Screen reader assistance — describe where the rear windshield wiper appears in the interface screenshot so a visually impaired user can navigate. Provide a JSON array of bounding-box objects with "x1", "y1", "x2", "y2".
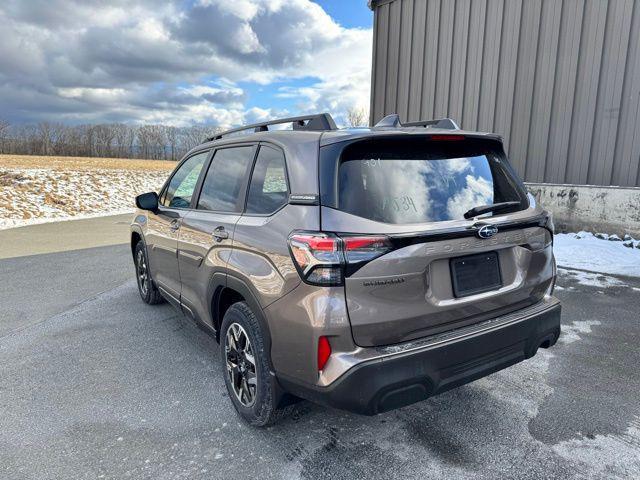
[{"x1": 463, "y1": 201, "x2": 522, "y2": 219}]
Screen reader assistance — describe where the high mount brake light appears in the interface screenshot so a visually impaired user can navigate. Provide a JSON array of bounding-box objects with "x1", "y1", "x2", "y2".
[
  {"x1": 288, "y1": 232, "x2": 392, "y2": 286},
  {"x1": 429, "y1": 135, "x2": 465, "y2": 141}
]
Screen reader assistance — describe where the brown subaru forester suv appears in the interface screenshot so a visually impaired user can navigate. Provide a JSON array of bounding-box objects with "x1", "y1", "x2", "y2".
[{"x1": 131, "y1": 113, "x2": 561, "y2": 426}]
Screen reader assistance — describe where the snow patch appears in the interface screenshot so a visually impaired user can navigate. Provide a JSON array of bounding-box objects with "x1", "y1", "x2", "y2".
[
  {"x1": 558, "y1": 319, "x2": 601, "y2": 345},
  {"x1": 0, "y1": 167, "x2": 167, "y2": 230},
  {"x1": 554, "y1": 232, "x2": 640, "y2": 278},
  {"x1": 558, "y1": 268, "x2": 627, "y2": 288},
  {"x1": 552, "y1": 416, "x2": 640, "y2": 478}
]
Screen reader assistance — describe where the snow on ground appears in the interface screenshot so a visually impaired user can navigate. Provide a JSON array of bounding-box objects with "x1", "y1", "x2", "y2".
[
  {"x1": 557, "y1": 319, "x2": 602, "y2": 345},
  {"x1": 554, "y1": 232, "x2": 640, "y2": 278},
  {"x1": 558, "y1": 268, "x2": 628, "y2": 288},
  {"x1": 0, "y1": 166, "x2": 170, "y2": 230}
]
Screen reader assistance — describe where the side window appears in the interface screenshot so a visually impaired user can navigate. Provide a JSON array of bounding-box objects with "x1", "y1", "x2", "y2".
[
  {"x1": 197, "y1": 146, "x2": 254, "y2": 212},
  {"x1": 162, "y1": 151, "x2": 208, "y2": 208},
  {"x1": 246, "y1": 146, "x2": 288, "y2": 215}
]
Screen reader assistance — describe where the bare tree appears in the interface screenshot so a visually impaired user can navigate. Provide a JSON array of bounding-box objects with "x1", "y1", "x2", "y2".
[
  {"x1": 182, "y1": 125, "x2": 211, "y2": 152},
  {"x1": 63, "y1": 124, "x2": 88, "y2": 156},
  {"x1": 137, "y1": 125, "x2": 153, "y2": 159},
  {"x1": 0, "y1": 119, "x2": 10, "y2": 154},
  {"x1": 346, "y1": 107, "x2": 368, "y2": 127},
  {"x1": 150, "y1": 125, "x2": 167, "y2": 159},
  {"x1": 165, "y1": 126, "x2": 178, "y2": 161},
  {"x1": 113, "y1": 123, "x2": 134, "y2": 158},
  {"x1": 93, "y1": 124, "x2": 116, "y2": 157},
  {"x1": 49, "y1": 123, "x2": 67, "y2": 155},
  {"x1": 13, "y1": 124, "x2": 37, "y2": 155},
  {"x1": 37, "y1": 122, "x2": 55, "y2": 155},
  {"x1": 1, "y1": 121, "x2": 224, "y2": 160}
]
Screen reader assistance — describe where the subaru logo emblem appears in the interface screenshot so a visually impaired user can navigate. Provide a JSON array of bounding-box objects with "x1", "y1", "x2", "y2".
[{"x1": 477, "y1": 224, "x2": 498, "y2": 239}]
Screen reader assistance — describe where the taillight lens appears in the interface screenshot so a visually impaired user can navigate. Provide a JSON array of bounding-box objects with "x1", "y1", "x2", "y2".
[
  {"x1": 288, "y1": 232, "x2": 392, "y2": 286},
  {"x1": 317, "y1": 336, "x2": 331, "y2": 371},
  {"x1": 342, "y1": 235, "x2": 392, "y2": 263},
  {"x1": 288, "y1": 233, "x2": 342, "y2": 286}
]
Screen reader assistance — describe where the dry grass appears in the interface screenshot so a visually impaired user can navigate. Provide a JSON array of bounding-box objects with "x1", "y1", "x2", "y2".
[
  {"x1": 0, "y1": 154, "x2": 176, "y2": 172},
  {"x1": 0, "y1": 170, "x2": 28, "y2": 187},
  {"x1": 0, "y1": 156, "x2": 172, "y2": 229}
]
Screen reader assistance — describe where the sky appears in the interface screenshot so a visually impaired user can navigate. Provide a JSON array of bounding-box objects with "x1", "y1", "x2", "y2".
[{"x1": 0, "y1": 0, "x2": 373, "y2": 128}]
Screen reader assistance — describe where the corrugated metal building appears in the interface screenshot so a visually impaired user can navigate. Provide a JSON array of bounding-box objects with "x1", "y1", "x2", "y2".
[{"x1": 369, "y1": 0, "x2": 640, "y2": 188}]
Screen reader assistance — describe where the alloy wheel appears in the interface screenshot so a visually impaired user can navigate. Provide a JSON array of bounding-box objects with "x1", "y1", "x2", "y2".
[
  {"x1": 136, "y1": 249, "x2": 149, "y2": 296},
  {"x1": 225, "y1": 323, "x2": 257, "y2": 407}
]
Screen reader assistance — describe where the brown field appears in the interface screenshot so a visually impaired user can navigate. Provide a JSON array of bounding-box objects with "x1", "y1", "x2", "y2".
[
  {"x1": 0, "y1": 154, "x2": 173, "y2": 229},
  {"x1": 0, "y1": 154, "x2": 176, "y2": 172}
]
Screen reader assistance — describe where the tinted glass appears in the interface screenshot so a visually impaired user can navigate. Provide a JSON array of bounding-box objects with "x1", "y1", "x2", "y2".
[
  {"x1": 198, "y1": 146, "x2": 254, "y2": 212},
  {"x1": 246, "y1": 146, "x2": 288, "y2": 214},
  {"x1": 162, "y1": 151, "x2": 208, "y2": 208},
  {"x1": 337, "y1": 142, "x2": 525, "y2": 224}
]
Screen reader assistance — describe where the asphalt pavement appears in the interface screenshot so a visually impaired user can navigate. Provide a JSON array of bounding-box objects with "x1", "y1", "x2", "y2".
[
  {"x1": 0, "y1": 214, "x2": 133, "y2": 337},
  {"x1": 1, "y1": 216, "x2": 639, "y2": 479}
]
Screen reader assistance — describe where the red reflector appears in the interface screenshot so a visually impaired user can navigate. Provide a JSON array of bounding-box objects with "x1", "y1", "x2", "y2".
[
  {"x1": 317, "y1": 336, "x2": 331, "y2": 371},
  {"x1": 429, "y1": 135, "x2": 465, "y2": 141}
]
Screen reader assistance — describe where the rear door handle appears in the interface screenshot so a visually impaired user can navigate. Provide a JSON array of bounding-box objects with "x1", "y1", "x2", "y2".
[
  {"x1": 212, "y1": 226, "x2": 229, "y2": 242},
  {"x1": 169, "y1": 219, "x2": 180, "y2": 231}
]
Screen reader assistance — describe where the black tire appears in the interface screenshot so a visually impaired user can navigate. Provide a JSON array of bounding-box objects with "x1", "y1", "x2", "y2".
[
  {"x1": 134, "y1": 241, "x2": 164, "y2": 305},
  {"x1": 220, "y1": 302, "x2": 285, "y2": 426}
]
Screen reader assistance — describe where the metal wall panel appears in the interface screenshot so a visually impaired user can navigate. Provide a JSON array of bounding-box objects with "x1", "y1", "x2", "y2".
[{"x1": 370, "y1": 0, "x2": 640, "y2": 187}]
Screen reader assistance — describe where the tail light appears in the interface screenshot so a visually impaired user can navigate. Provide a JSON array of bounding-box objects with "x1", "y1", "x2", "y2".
[
  {"x1": 342, "y1": 236, "x2": 391, "y2": 263},
  {"x1": 288, "y1": 232, "x2": 392, "y2": 286},
  {"x1": 317, "y1": 336, "x2": 331, "y2": 371}
]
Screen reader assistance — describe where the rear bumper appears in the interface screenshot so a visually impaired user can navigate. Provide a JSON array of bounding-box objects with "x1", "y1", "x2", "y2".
[{"x1": 278, "y1": 297, "x2": 561, "y2": 415}]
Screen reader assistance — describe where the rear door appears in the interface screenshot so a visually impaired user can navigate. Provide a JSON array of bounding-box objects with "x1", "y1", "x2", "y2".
[
  {"x1": 319, "y1": 135, "x2": 555, "y2": 347},
  {"x1": 228, "y1": 143, "x2": 301, "y2": 307},
  {"x1": 145, "y1": 150, "x2": 208, "y2": 303},
  {"x1": 177, "y1": 144, "x2": 256, "y2": 325}
]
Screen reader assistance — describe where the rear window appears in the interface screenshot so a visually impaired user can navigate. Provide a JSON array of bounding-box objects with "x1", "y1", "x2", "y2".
[{"x1": 334, "y1": 138, "x2": 527, "y2": 224}]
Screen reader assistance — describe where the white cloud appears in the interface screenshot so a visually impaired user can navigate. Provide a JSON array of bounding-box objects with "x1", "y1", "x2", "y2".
[
  {"x1": 0, "y1": 0, "x2": 372, "y2": 126},
  {"x1": 57, "y1": 87, "x2": 129, "y2": 103}
]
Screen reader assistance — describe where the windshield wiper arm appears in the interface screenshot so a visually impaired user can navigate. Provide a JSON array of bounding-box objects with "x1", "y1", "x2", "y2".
[{"x1": 463, "y1": 201, "x2": 521, "y2": 219}]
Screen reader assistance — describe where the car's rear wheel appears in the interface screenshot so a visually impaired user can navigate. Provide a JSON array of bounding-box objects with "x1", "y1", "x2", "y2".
[
  {"x1": 134, "y1": 241, "x2": 164, "y2": 305},
  {"x1": 220, "y1": 302, "x2": 285, "y2": 426}
]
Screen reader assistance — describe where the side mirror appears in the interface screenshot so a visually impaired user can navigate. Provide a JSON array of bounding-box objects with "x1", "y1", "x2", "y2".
[{"x1": 135, "y1": 192, "x2": 159, "y2": 212}]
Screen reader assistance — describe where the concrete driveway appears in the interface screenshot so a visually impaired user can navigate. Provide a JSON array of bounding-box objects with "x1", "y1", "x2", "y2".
[{"x1": 1, "y1": 216, "x2": 639, "y2": 479}]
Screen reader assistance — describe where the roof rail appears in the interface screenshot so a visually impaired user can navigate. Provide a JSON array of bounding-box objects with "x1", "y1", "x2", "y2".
[
  {"x1": 374, "y1": 114, "x2": 460, "y2": 130},
  {"x1": 207, "y1": 113, "x2": 338, "y2": 141}
]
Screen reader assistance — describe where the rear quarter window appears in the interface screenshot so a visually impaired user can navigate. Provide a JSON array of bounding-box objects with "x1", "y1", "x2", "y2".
[{"x1": 245, "y1": 145, "x2": 288, "y2": 215}]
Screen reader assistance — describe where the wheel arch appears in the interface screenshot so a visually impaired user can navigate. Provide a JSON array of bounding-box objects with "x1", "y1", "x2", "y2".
[
  {"x1": 130, "y1": 225, "x2": 144, "y2": 258},
  {"x1": 209, "y1": 274, "x2": 274, "y2": 373}
]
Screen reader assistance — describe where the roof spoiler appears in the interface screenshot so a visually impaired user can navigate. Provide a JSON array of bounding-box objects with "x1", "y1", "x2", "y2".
[
  {"x1": 207, "y1": 113, "x2": 338, "y2": 141},
  {"x1": 374, "y1": 114, "x2": 460, "y2": 130}
]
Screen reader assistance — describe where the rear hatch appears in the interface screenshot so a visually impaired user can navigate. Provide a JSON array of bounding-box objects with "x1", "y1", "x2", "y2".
[{"x1": 319, "y1": 134, "x2": 555, "y2": 347}]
